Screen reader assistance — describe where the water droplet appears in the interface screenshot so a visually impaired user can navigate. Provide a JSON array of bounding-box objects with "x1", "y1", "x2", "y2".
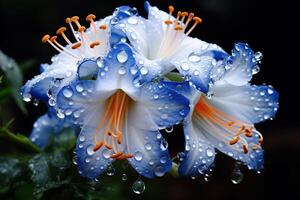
[
  {"x1": 156, "y1": 133, "x2": 162, "y2": 139},
  {"x1": 117, "y1": 50, "x2": 128, "y2": 63},
  {"x1": 87, "y1": 145, "x2": 95, "y2": 156},
  {"x1": 132, "y1": 179, "x2": 145, "y2": 194},
  {"x1": 122, "y1": 173, "x2": 127, "y2": 181},
  {"x1": 85, "y1": 158, "x2": 91, "y2": 163},
  {"x1": 76, "y1": 84, "x2": 84, "y2": 92},
  {"x1": 48, "y1": 98, "x2": 56, "y2": 106},
  {"x1": 63, "y1": 88, "x2": 73, "y2": 98},
  {"x1": 145, "y1": 143, "x2": 152, "y2": 151},
  {"x1": 106, "y1": 165, "x2": 115, "y2": 176},
  {"x1": 206, "y1": 91, "x2": 214, "y2": 99},
  {"x1": 154, "y1": 166, "x2": 165, "y2": 177},
  {"x1": 204, "y1": 171, "x2": 213, "y2": 182},
  {"x1": 254, "y1": 106, "x2": 260, "y2": 111},
  {"x1": 160, "y1": 156, "x2": 167, "y2": 164},
  {"x1": 252, "y1": 65, "x2": 260, "y2": 74},
  {"x1": 65, "y1": 109, "x2": 72, "y2": 116},
  {"x1": 140, "y1": 67, "x2": 148, "y2": 75},
  {"x1": 79, "y1": 135, "x2": 85, "y2": 142},
  {"x1": 153, "y1": 93, "x2": 159, "y2": 99},
  {"x1": 118, "y1": 67, "x2": 127, "y2": 75},
  {"x1": 165, "y1": 126, "x2": 173, "y2": 133},
  {"x1": 254, "y1": 51, "x2": 263, "y2": 61},
  {"x1": 160, "y1": 139, "x2": 168, "y2": 151},
  {"x1": 134, "y1": 151, "x2": 143, "y2": 161},
  {"x1": 267, "y1": 88, "x2": 274, "y2": 94},
  {"x1": 231, "y1": 164, "x2": 243, "y2": 184},
  {"x1": 102, "y1": 149, "x2": 110, "y2": 159},
  {"x1": 161, "y1": 113, "x2": 168, "y2": 119},
  {"x1": 127, "y1": 17, "x2": 138, "y2": 25},
  {"x1": 130, "y1": 67, "x2": 138, "y2": 75},
  {"x1": 22, "y1": 93, "x2": 32, "y2": 102},
  {"x1": 206, "y1": 149, "x2": 214, "y2": 157},
  {"x1": 96, "y1": 57, "x2": 103, "y2": 68},
  {"x1": 33, "y1": 99, "x2": 39, "y2": 106},
  {"x1": 57, "y1": 110, "x2": 65, "y2": 119},
  {"x1": 188, "y1": 53, "x2": 201, "y2": 63},
  {"x1": 130, "y1": 32, "x2": 137, "y2": 40},
  {"x1": 181, "y1": 62, "x2": 190, "y2": 71}
]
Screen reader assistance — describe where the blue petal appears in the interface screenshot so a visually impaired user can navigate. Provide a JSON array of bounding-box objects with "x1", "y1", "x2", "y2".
[
  {"x1": 222, "y1": 43, "x2": 260, "y2": 86},
  {"x1": 178, "y1": 121, "x2": 216, "y2": 177},
  {"x1": 75, "y1": 126, "x2": 113, "y2": 179},
  {"x1": 137, "y1": 81, "x2": 190, "y2": 129},
  {"x1": 29, "y1": 114, "x2": 54, "y2": 148},
  {"x1": 175, "y1": 50, "x2": 227, "y2": 93},
  {"x1": 21, "y1": 77, "x2": 54, "y2": 102},
  {"x1": 125, "y1": 127, "x2": 172, "y2": 178}
]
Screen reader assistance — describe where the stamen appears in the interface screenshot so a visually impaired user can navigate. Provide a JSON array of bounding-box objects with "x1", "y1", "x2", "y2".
[
  {"x1": 93, "y1": 140, "x2": 103, "y2": 152},
  {"x1": 90, "y1": 40, "x2": 100, "y2": 48},
  {"x1": 71, "y1": 16, "x2": 81, "y2": 28},
  {"x1": 110, "y1": 151, "x2": 123, "y2": 158},
  {"x1": 66, "y1": 17, "x2": 80, "y2": 42},
  {"x1": 50, "y1": 36, "x2": 79, "y2": 58},
  {"x1": 186, "y1": 16, "x2": 202, "y2": 36},
  {"x1": 86, "y1": 14, "x2": 97, "y2": 32},
  {"x1": 180, "y1": 12, "x2": 189, "y2": 22},
  {"x1": 116, "y1": 154, "x2": 133, "y2": 160},
  {"x1": 99, "y1": 24, "x2": 107, "y2": 30},
  {"x1": 41, "y1": 34, "x2": 74, "y2": 58},
  {"x1": 195, "y1": 95, "x2": 261, "y2": 153},
  {"x1": 183, "y1": 13, "x2": 194, "y2": 31},
  {"x1": 105, "y1": 144, "x2": 113, "y2": 150},
  {"x1": 56, "y1": 27, "x2": 72, "y2": 45},
  {"x1": 72, "y1": 42, "x2": 82, "y2": 49}
]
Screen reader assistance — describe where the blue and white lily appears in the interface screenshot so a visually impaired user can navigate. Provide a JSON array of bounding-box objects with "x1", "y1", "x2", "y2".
[
  {"x1": 23, "y1": 7, "x2": 139, "y2": 148},
  {"x1": 111, "y1": 2, "x2": 226, "y2": 93},
  {"x1": 56, "y1": 42, "x2": 190, "y2": 179},
  {"x1": 177, "y1": 43, "x2": 279, "y2": 177}
]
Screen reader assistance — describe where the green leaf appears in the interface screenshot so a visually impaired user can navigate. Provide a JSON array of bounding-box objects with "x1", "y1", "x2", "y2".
[
  {"x1": 0, "y1": 158, "x2": 23, "y2": 187},
  {"x1": 28, "y1": 154, "x2": 50, "y2": 186},
  {"x1": 0, "y1": 75, "x2": 3, "y2": 84},
  {"x1": 0, "y1": 125, "x2": 41, "y2": 153},
  {"x1": 0, "y1": 50, "x2": 27, "y2": 114}
]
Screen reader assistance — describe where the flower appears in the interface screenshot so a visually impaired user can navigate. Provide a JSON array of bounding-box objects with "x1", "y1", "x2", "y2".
[
  {"x1": 22, "y1": 6, "x2": 139, "y2": 148},
  {"x1": 110, "y1": 2, "x2": 226, "y2": 93},
  {"x1": 177, "y1": 43, "x2": 279, "y2": 177},
  {"x1": 56, "y1": 42, "x2": 190, "y2": 179}
]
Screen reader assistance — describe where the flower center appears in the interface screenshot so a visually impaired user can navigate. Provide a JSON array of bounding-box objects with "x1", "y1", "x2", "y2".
[
  {"x1": 41, "y1": 14, "x2": 108, "y2": 60},
  {"x1": 194, "y1": 95, "x2": 263, "y2": 153},
  {"x1": 92, "y1": 90, "x2": 133, "y2": 160},
  {"x1": 154, "y1": 6, "x2": 202, "y2": 59}
]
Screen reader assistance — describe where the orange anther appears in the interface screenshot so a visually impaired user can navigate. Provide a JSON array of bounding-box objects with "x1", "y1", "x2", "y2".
[
  {"x1": 164, "y1": 19, "x2": 173, "y2": 25},
  {"x1": 244, "y1": 129, "x2": 253, "y2": 137},
  {"x1": 56, "y1": 27, "x2": 67, "y2": 35},
  {"x1": 65, "y1": 17, "x2": 72, "y2": 23},
  {"x1": 78, "y1": 26, "x2": 86, "y2": 32},
  {"x1": 174, "y1": 25, "x2": 183, "y2": 31},
  {"x1": 105, "y1": 143, "x2": 113, "y2": 150},
  {"x1": 228, "y1": 121, "x2": 235, "y2": 126},
  {"x1": 110, "y1": 151, "x2": 124, "y2": 158},
  {"x1": 193, "y1": 16, "x2": 203, "y2": 24},
  {"x1": 41, "y1": 34, "x2": 50, "y2": 43},
  {"x1": 243, "y1": 145, "x2": 249, "y2": 154},
  {"x1": 99, "y1": 24, "x2": 107, "y2": 30},
  {"x1": 177, "y1": 11, "x2": 182, "y2": 18},
  {"x1": 181, "y1": 12, "x2": 188, "y2": 17},
  {"x1": 71, "y1": 42, "x2": 82, "y2": 49},
  {"x1": 168, "y1": 5, "x2": 174, "y2": 13},
  {"x1": 93, "y1": 141, "x2": 103, "y2": 152},
  {"x1": 50, "y1": 36, "x2": 57, "y2": 42},
  {"x1": 71, "y1": 16, "x2": 79, "y2": 21},
  {"x1": 229, "y1": 136, "x2": 239, "y2": 145},
  {"x1": 252, "y1": 144, "x2": 259, "y2": 150},
  {"x1": 86, "y1": 14, "x2": 96, "y2": 21},
  {"x1": 188, "y1": 13, "x2": 195, "y2": 19}
]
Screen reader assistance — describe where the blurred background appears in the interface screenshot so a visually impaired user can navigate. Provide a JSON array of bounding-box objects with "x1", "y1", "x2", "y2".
[{"x1": 0, "y1": 0, "x2": 299, "y2": 199}]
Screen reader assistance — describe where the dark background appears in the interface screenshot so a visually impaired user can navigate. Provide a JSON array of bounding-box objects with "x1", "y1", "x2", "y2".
[{"x1": 0, "y1": 0, "x2": 299, "y2": 199}]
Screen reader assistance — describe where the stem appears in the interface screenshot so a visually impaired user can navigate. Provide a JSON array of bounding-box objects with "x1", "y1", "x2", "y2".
[
  {"x1": 169, "y1": 162, "x2": 179, "y2": 177},
  {"x1": 0, "y1": 127, "x2": 41, "y2": 153}
]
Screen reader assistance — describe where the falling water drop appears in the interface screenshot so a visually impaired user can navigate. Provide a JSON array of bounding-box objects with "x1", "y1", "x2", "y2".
[
  {"x1": 106, "y1": 165, "x2": 115, "y2": 176},
  {"x1": 132, "y1": 179, "x2": 145, "y2": 194},
  {"x1": 165, "y1": 126, "x2": 173, "y2": 133},
  {"x1": 122, "y1": 173, "x2": 128, "y2": 181},
  {"x1": 231, "y1": 163, "x2": 244, "y2": 184}
]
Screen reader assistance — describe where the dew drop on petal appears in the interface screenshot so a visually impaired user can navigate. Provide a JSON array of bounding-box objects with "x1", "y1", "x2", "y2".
[
  {"x1": 22, "y1": 93, "x2": 32, "y2": 102},
  {"x1": 117, "y1": 50, "x2": 128, "y2": 63},
  {"x1": 87, "y1": 145, "x2": 95, "y2": 156},
  {"x1": 102, "y1": 149, "x2": 110, "y2": 159},
  {"x1": 165, "y1": 126, "x2": 173, "y2": 133},
  {"x1": 181, "y1": 62, "x2": 190, "y2": 71},
  {"x1": 132, "y1": 179, "x2": 145, "y2": 194},
  {"x1": 206, "y1": 149, "x2": 214, "y2": 157},
  {"x1": 96, "y1": 57, "x2": 103, "y2": 68},
  {"x1": 76, "y1": 84, "x2": 84, "y2": 92},
  {"x1": 160, "y1": 139, "x2": 168, "y2": 151},
  {"x1": 252, "y1": 65, "x2": 260, "y2": 75},
  {"x1": 154, "y1": 166, "x2": 165, "y2": 177},
  {"x1": 134, "y1": 151, "x2": 143, "y2": 161},
  {"x1": 145, "y1": 143, "x2": 152, "y2": 151},
  {"x1": 140, "y1": 67, "x2": 148, "y2": 75},
  {"x1": 118, "y1": 67, "x2": 127, "y2": 75},
  {"x1": 188, "y1": 53, "x2": 201, "y2": 63},
  {"x1": 63, "y1": 88, "x2": 73, "y2": 98},
  {"x1": 254, "y1": 51, "x2": 263, "y2": 61}
]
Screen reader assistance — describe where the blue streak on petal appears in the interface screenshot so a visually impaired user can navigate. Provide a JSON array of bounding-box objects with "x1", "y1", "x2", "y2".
[
  {"x1": 75, "y1": 126, "x2": 113, "y2": 179},
  {"x1": 126, "y1": 129, "x2": 172, "y2": 178},
  {"x1": 139, "y1": 81, "x2": 190, "y2": 129},
  {"x1": 178, "y1": 122, "x2": 215, "y2": 177}
]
